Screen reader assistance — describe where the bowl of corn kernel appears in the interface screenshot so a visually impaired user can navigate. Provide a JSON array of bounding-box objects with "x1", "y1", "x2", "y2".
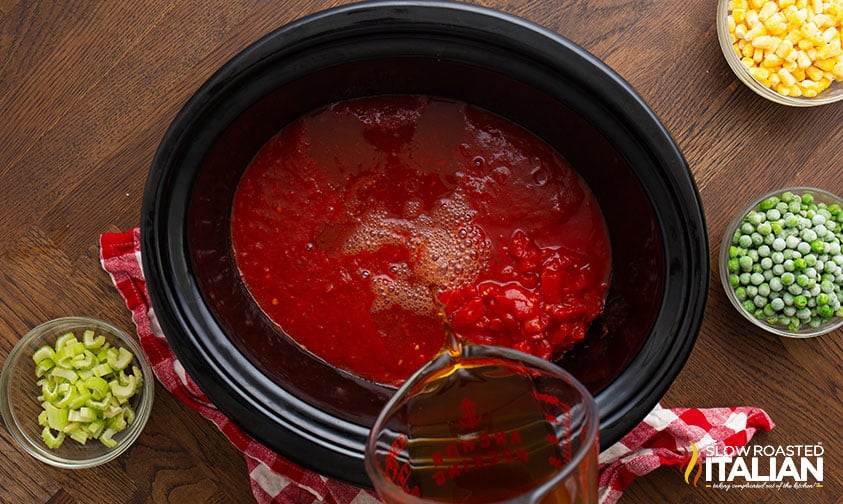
[{"x1": 717, "y1": 0, "x2": 843, "y2": 105}]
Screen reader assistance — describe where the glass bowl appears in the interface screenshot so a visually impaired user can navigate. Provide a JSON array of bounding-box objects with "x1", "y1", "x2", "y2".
[
  {"x1": 716, "y1": 0, "x2": 843, "y2": 107},
  {"x1": 0, "y1": 317, "x2": 154, "y2": 468},
  {"x1": 720, "y1": 187, "x2": 843, "y2": 338}
]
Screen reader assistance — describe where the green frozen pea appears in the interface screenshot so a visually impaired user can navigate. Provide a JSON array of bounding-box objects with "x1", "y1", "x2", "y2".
[
  {"x1": 739, "y1": 235, "x2": 753, "y2": 248},
  {"x1": 759, "y1": 196, "x2": 780, "y2": 211},
  {"x1": 729, "y1": 258, "x2": 740, "y2": 273},
  {"x1": 817, "y1": 304, "x2": 834, "y2": 319}
]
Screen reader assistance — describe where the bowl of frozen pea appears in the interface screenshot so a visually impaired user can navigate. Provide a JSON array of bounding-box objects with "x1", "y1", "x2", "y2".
[
  {"x1": 720, "y1": 187, "x2": 843, "y2": 338},
  {"x1": 716, "y1": 0, "x2": 843, "y2": 106},
  {"x1": 0, "y1": 317, "x2": 154, "y2": 468}
]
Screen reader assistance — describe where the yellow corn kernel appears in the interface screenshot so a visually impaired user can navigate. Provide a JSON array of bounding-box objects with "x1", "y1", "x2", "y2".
[
  {"x1": 736, "y1": 22, "x2": 749, "y2": 38},
  {"x1": 806, "y1": 64, "x2": 825, "y2": 79},
  {"x1": 778, "y1": 67, "x2": 799, "y2": 85},
  {"x1": 796, "y1": 49, "x2": 813, "y2": 66},
  {"x1": 770, "y1": 72, "x2": 783, "y2": 85},
  {"x1": 799, "y1": 81, "x2": 819, "y2": 98},
  {"x1": 822, "y1": 27, "x2": 839, "y2": 43},
  {"x1": 797, "y1": 37, "x2": 816, "y2": 49},
  {"x1": 760, "y1": 1, "x2": 780, "y2": 19},
  {"x1": 766, "y1": 12, "x2": 790, "y2": 33},
  {"x1": 747, "y1": 24, "x2": 769, "y2": 39},
  {"x1": 812, "y1": 0, "x2": 823, "y2": 15},
  {"x1": 814, "y1": 14, "x2": 834, "y2": 28},
  {"x1": 775, "y1": 38, "x2": 796, "y2": 57},
  {"x1": 833, "y1": 61, "x2": 843, "y2": 78},
  {"x1": 801, "y1": 21, "x2": 824, "y2": 41},
  {"x1": 752, "y1": 34, "x2": 777, "y2": 48},
  {"x1": 780, "y1": 0, "x2": 796, "y2": 7},
  {"x1": 751, "y1": 0, "x2": 766, "y2": 9},
  {"x1": 751, "y1": 66, "x2": 772, "y2": 80},
  {"x1": 814, "y1": 57, "x2": 836, "y2": 70},
  {"x1": 784, "y1": 5, "x2": 801, "y2": 23},
  {"x1": 763, "y1": 51, "x2": 785, "y2": 65},
  {"x1": 793, "y1": 67, "x2": 807, "y2": 80},
  {"x1": 741, "y1": 56, "x2": 756, "y2": 68},
  {"x1": 731, "y1": 0, "x2": 749, "y2": 9},
  {"x1": 743, "y1": 40, "x2": 757, "y2": 56},
  {"x1": 786, "y1": 30, "x2": 803, "y2": 45},
  {"x1": 754, "y1": 47, "x2": 766, "y2": 62},
  {"x1": 817, "y1": 42, "x2": 842, "y2": 58}
]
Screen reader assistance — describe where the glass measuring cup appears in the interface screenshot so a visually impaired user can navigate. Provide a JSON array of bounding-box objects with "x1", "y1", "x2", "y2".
[{"x1": 364, "y1": 341, "x2": 598, "y2": 503}]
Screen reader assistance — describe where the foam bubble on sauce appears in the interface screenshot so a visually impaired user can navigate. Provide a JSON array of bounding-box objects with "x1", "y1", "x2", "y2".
[{"x1": 344, "y1": 191, "x2": 491, "y2": 315}]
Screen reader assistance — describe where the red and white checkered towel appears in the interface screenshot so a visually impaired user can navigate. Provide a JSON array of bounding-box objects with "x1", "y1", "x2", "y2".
[{"x1": 99, "y1": 229, "x2": 774, "y2": 504}]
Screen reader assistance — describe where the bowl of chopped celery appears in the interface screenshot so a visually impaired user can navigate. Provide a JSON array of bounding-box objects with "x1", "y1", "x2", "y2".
[
  {"x1": 720, "y1": 187, "x2": 843, "y2": 338},
  {"x1": 716, "y1": 0, "x2": 843, "y2": 107},
  {"x1": 0, "y1": 317, "x2": 154, "y2": 468}
]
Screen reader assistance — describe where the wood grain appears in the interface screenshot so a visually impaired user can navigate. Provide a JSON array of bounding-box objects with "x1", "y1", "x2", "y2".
[{"x1": 1, "y1": 1, "x2": 840, "y2": 502}]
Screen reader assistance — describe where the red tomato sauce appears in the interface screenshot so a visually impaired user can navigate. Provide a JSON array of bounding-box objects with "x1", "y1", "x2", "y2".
[{"x1": 231, "y1": 96, "x2": 611, "y2": 386}]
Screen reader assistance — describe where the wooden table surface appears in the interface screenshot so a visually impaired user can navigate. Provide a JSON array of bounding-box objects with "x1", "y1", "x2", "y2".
[{"x1": 1, "y1": 1, "x2": 840, "y2": 503}]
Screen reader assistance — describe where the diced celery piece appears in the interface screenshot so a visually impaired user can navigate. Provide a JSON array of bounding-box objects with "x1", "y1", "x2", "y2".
[
  {"x1": 91, "y1": 362, "x2": 112, "y2": 378},
  {"x1": 35, "y1": 359, "x2": 55, "y2": 378},
  {"x1": 84, "y1": 376, "x2": 110, "y2": 400},
  {"x1": 41, "y1": 427, "x2": 65, "y2": 449},
  {"x1": 71, "y1": 349, "x2": 95, "y2": 369},
  {"x1": 32, "y1": 345, "x2": 56, "y2": 365},
  {"x1": 85, "y1": 392, "x2": 112, "y2": 410},
  {"x1": 40, "y1": 380, "x2": 59, "y2": 402},
  {"x1": 68, "y1": 427, "x2": 89, "y2": 445},
  {"x1": 68, "y1": 407, "x2": 95, "y2": 423},
  {"x1": 110, "y1": 375, "x2": 136, "y2": 400},
  {"x1": 54, "y1": 332, "x2": 77, "y2": 351},
  {"x1": 87, "y1": 419, "x2": 105, "y2": 438},
  {"x1": 82, "y1": 330, "x2": 105, "y2": 349},
  {"x1": 107, "y1": 347, "x2": 133, "y2": 371},
  {"x1": 44, "y1": 402, "x2": 68, "y2": 430},
  {"x1": 51, "y1": 367, "x2": 78, "y2": 384},
  {"x1": 99, "y1": 428, "x2": 118, "y2": 448}
]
